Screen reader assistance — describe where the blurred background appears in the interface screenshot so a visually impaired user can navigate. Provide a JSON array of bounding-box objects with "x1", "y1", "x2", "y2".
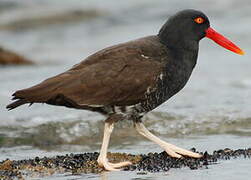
[{"x1": 0, "y1": 0, "x2": 250, "y2": 179}]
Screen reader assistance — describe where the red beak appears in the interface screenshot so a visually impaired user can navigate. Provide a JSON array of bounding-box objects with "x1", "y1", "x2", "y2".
[{"x1": 205, "y1": 27, "x2": 244, "y2": 55}]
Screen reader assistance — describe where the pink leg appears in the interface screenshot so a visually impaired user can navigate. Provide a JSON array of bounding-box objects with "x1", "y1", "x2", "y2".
[
  {"x1": 97, "y1": 122, "x2": 132, "y2": 171},
  {"x1": 135, "y1": 122, "x2": 202, "y2": 158}
]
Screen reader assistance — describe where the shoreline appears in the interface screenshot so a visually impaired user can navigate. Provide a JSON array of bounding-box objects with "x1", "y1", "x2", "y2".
[{"x1": 0, "y1": 148, "x2": 250, "y2": 179}]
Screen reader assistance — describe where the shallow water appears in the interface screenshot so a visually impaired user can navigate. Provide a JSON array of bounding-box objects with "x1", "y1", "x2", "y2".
[{"x1": 0, "y1": 0, "x2": 251, "y2": 179}]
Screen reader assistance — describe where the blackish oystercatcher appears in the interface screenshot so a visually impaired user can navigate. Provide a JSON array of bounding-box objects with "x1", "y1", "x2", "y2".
[{"x1": 6, "y1": 9, "x2": 244, "y2": 171}]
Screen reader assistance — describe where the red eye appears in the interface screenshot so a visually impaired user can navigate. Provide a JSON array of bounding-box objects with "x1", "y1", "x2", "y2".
[{"x1": 194, "y1": 17, "x2": 205, "y2": 24}]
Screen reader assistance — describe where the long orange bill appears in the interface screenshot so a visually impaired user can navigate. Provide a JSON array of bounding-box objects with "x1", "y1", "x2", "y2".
[{"x1": 205, "y1": 27, "x2": 244, "y2": 55}]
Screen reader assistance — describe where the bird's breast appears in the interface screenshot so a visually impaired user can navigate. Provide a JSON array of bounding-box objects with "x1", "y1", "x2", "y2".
[{"x1": 140, "y1": 54, "x2": 196, "y2": 112}]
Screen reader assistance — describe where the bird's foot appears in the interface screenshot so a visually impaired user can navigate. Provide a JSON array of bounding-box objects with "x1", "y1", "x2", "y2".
[
  {"x1": 164, "y1": 145, "x2": 202, "y2": 158},
  {"x1": 134, "y1": 122, "x2": 202, "y2": 159},
  {"x1": 97, "y1": 158, "x2": 132, "y2": 171}
]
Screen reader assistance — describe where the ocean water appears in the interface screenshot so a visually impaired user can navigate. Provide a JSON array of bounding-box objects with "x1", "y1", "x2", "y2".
[{"x1": 0, "y1": 0, "x2": 250, "y2": 179}]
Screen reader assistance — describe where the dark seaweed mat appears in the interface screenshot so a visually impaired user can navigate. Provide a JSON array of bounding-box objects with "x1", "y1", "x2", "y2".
[
  {"x1": 125, "y1": 148, "x2": 251, "y2": 172},
  {"x1": 0, "y1": 148, "x2": 250, "y2": 179}
]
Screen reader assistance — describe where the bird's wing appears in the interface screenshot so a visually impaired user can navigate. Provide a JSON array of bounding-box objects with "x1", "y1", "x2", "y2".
[{"x1": 7, "y1": 36, "x2": 167, "y2": 109}]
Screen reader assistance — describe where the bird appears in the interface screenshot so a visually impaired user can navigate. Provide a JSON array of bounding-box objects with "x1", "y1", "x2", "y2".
[{"x1": 6, "y1": 9, "x2": 244, "y2": 171}]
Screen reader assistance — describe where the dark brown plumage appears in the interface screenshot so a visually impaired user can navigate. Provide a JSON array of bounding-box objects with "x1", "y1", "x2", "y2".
[
  {"x1": 7, "y1": 36, "x2": 169, "y2": 115},
  {"x1": 6, "y1": 9, "x2": 244, "y2": 171}
]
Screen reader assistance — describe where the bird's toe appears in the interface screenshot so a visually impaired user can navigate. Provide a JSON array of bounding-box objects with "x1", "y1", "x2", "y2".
[
  {"x1": 108, "y1": 161, "x2": 132, "y2": 168},
  {"x1": 98, "y1": 158, "x2": 131, "y2": 171},
  {"x1": 164, "y1": 149, "x2": 182, "y2": 158},
  {"x1": 170, "y1": 147, "x2": 203, "y2": 158}
]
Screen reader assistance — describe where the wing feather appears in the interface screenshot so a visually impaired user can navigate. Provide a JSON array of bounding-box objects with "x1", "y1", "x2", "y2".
[{"x1": 7, "y1": 36, "x2": 168, "y2": 110}]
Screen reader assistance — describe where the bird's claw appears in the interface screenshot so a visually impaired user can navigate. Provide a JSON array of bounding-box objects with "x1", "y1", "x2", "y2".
[
  {"x1": 165, "y1": 146, "x2": 202, "y2": 158},
  {"x1": 98, "y1": 158, "x2": 132, "y2": 171}
]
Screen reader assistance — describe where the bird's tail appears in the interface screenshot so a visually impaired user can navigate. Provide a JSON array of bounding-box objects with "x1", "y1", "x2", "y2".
[
  {"x1": 6, "y1": 98, "x2": 29, "y2": 110},
  {"x1": 6, "y1": 76, "x2": 60, "y2": 110},
  {"x1": 6, "y1": 71, "x2": 85, "y2": 111},
  {"x1": 6, "y1": 86, "x2": 49, "y2": 110}
]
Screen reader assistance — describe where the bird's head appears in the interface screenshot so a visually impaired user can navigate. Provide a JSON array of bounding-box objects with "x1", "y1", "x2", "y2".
[{"x1": 158, "y1": 9, "x2": 244, "y2": 55}]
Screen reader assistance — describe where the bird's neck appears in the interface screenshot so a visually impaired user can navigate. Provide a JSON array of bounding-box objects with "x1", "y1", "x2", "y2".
[
  {"x1": 157, "y1": 28, "x2": 199, "y2": 52},
  {"x1": 157, "y1": 29, "x2": 199, "y2": 69}
]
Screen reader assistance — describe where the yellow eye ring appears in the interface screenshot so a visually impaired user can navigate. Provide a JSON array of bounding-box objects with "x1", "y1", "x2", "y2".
[{"x1": 194, "y1": 17, "x2": 205, "y2": 24}]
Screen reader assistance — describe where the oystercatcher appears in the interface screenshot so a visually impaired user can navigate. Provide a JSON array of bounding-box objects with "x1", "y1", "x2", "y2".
[{"x1": 6, "y1": 9, "x2": 244, "y2": 171}]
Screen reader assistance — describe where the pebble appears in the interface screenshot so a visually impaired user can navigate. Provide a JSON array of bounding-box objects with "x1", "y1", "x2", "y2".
[{"x1": 0, "y1": 47, "x2": 33, "y2": 65}]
